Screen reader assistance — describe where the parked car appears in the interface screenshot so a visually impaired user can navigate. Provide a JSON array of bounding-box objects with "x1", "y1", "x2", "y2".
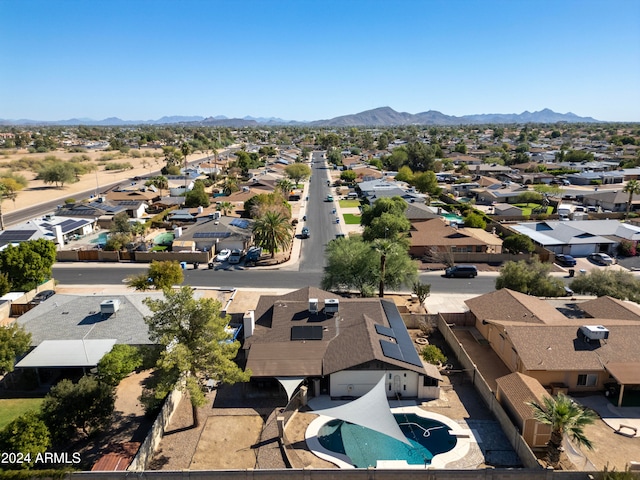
[
  {"x1": 245, "y1": 246, "x2": 262, "y2": 262},
  {"x1": 29, "y1": 290, "x2": 55, "y2": 305},
  {"x1": 588, "y1": 253, "x2": 614, "y2": 265},
  {"x1": 444, "y1": 265, "x2": 478, "y2": 278},
  {"x1": 301, "y1": 227, "x2": 310, "y2": 238},
  {"x1": 228, "y1": 249, "x2": 243, "y2": 264},
  {"x1": 563, "y1": 286, "x2": 574, "y2": 297},
  {"x1": 555, "y1": 254, "x2": 577, "y2": 267},
  {"x1": 326, "y1": 195, "x2": 334, "y2": 202},
  {"x1": 215, "y1": 249, "x2": 231, "y2": 262}
]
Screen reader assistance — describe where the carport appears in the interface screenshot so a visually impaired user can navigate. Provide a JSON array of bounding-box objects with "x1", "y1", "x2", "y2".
[
  {"x1": 15, "y1": 339, "x2": 116, "y2": 385},
  {"x1": 605, "y1": 362, "x2": 640, "y2": 407}
]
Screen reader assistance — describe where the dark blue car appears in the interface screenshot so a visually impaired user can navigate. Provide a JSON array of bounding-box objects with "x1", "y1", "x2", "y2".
[{"x1": 555, "y1": 254, "x2": 576, "y2": 267}]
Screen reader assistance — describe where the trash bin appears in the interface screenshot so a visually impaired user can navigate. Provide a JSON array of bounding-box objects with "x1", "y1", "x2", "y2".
[
  {"x1": 193, "y1": 262, "x2": 199, "y2": 269},
  {"x1": 208, "y1": 262, "x2": 214, "y2": 269},
  {"x1": 568, "y1": 269, "x2": 575, "y2": 277},
  {"x1": 180, "y1": 261, "x2": 187, "y2": 270}
]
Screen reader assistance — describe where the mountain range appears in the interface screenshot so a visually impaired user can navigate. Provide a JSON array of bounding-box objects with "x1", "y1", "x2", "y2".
[{"x1": 0, "y1": 107, "x2": 601, "y2": 127}]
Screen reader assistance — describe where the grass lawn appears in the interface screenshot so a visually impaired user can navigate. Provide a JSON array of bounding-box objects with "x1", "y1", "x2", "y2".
[
  {"x1": 0, "y1": 398, "x2": 44, "y2": 430},
  {"x1": 513, "y1": 203, "x2": 554, "y2": 216},
  {"x1": 339, "y1": 200, "x2": 360, "y2": 208},
  {"x1": 342, "y1": 213, "x2": 361, "y2": 225}
]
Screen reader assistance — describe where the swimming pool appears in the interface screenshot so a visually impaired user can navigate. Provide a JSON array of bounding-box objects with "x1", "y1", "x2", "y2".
[
  {"x1": 90, "y1": 232, "x2": 109, "y2": 244},
  {"x1": 306, "y1": 406, "x2": 473, "y2": 469},
  {"x1": 154, "y1": 232, "x2": 175, "y2": 245},
  {"x1": 317, "y1": 414, "x2": 456, "y2": 467},
  {"x1": 440, "y1": 213, "x2": 464, "y2": 224}
]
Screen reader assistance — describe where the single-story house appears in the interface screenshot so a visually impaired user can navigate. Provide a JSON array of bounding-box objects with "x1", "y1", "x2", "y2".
[
  {"x1": 582, "y1": 190, "x2": 640, "y2": 214},
  {"x1": 408, "y1": 218, "x2": 503, "y2": 258},
  {"x1": 241, "y1": 287, "x2": 441, "y2": 401},
  {"x1": 175, "y1": 216, "x2": 253, "y2": 253},
  {"x1": 566, "y1": 171, "x2": 624, "y2": 186},
  {"x1": 0, "y1": 215, "x2": 96, "y2": 250},
  {"x1": 471, "y1": 183, "x2": 529, "y2": 205}
]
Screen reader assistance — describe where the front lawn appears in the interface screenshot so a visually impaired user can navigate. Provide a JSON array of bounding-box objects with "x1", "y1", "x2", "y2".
[
  {"x1": 0, "y1": 398, "x2": 44, "y2": 430},
  {"x1": 339, "y1": 200, "x2": 360, "y2": 208},
  {"x1": 342, "y1": 213, "x2": 361, "y2": 225},
  {"x1": 513, "y1": 203, "x2": 554, "y2": 216}
]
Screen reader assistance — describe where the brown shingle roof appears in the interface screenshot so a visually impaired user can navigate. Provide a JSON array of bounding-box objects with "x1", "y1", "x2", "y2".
[
  {"x1": 579, "y1": 296, "x2": 640, "y2": 321},
  {"x1": 495, "y1": 373, "x2": 550, "y2": 423},
  {"x1": 410, "y1": 218, "x2": 491, "y2": 249},
  {"x1": 465, "y1": 289, "x2": 568, "y2": 325},
  {"x1": 244, "y1": 288, "x2": 427, "y2": 378}
]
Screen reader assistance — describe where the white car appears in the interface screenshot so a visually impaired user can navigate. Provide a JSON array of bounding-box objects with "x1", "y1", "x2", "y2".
[{"x1": 215, "y1": 249, "x2": 231, "y2": 262}]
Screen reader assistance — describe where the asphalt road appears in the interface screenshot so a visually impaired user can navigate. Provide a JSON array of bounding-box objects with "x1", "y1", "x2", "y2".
[
  {"x1": 51, "y1": 262, "x2": 502, "y2": 294},
  {"x1": 297, "y1": 152, "x2": 341, "y2": 272}
]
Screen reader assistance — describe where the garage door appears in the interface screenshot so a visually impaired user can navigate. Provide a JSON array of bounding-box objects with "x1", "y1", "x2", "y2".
[{"x1": 569, "y1": 244, "x2": 594, "y2": 257}]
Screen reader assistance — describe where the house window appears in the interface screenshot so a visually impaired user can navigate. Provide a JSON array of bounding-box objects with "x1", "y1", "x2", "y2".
[
  {"x1": 403, "y1": 385, "x2": 406, "y2": 391},
  {"x1": 577, "y1": 374, "x2": 598, "y2": 387},
  {"x1": 423, "y1": 376, "x2": 438, "y2": 387}
]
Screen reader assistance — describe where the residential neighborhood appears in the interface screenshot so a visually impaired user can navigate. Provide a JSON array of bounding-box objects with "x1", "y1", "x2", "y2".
[{"x1": 0, "y1": 122, "x2": 639, "y2": 479}]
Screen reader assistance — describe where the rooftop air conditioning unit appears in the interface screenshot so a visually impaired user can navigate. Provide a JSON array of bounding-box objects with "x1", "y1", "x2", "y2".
[
  {"x1": 325, "y1": 298, "x2": 339, "y2": 314},
  {"x1": 100, "y1": 299, "x2": 120, "y2": 315},
  {"x1": 309, "y1": 298, "x2": 319, "y2": 314},
  {"x1": 579, "y1": 325, "x2": 609, "y2": 341}
]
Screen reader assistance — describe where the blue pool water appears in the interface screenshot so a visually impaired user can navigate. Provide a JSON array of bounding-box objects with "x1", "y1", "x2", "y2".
[
  {"x1": 317, "y1": 413, "x2": 457, "y2": 467},
  {"x1": 90, "y1": 232, "x2": 109, "y2": 244},
  {"x1": 440, "y1": 213, "x2": 464, "y2": 224},
  {"x1": 154, "y1": 232, "x2": 175, "y2": 245}
]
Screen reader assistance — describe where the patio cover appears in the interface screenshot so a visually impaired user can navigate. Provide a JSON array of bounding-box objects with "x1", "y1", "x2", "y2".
[
  {"x1": 276, "y1": 377, "x2": 306, "y2": 401},
  {"x1": 312, "y1": 376, "x2": 410, "y2": 445},
  {"x1": 605, "y1": 363, "x2": 640, "y2": 384},
  {"x1": 15, "y1": 339, "x2": 117, "y2": 368}
]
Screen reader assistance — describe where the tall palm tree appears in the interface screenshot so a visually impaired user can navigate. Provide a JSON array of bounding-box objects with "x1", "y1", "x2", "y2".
[
  {"x1": 252, "y1": 211, "x2": 293, "y2": 259},
  {"x1": 527, "y1": 393, "x2": 597, "y2": 467},
  {"x1": 217, "y1": 201, "x2": 233, "y2": 216},
  {"x1": 623, "y1": 179, "x2": 640, "y2": 220},
  {"x1": 275, "y1": 178, "x2": 295, "y2": 197}
]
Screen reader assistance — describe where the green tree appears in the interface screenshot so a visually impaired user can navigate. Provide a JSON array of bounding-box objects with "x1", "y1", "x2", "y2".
[
  {"x1": 322, "y1": 236, "x2": 417, "y2": 297},
  {"x1": 104, "y1": 232, "x2": 132, "y2": 251},
  {"x1": 0, "y1": 322, "x2": 31, "y2": 374},
  {"x1": 0, "y1": 272, "x2": 11, "y2": 296},
  {"x1": 221, "y1": 176, "x2": 238, "y2": 195},
  {"x1": 496, "y1": 259, "x2": 565, "y2": 296},
  {"x1": 362, "y1": 212, "x2": 411, "y2": 243},
  {"x1": 516, "y1": 191, "x2": 544, "y2": 204},
  {"x1": 41, "y1": 376, "x2": 115, "y2": 442},
  {"x1": 146, "y1": 175, "x2": 169, "y2": 196},
  {"x1": 217, "y1": 201, "x2": 234, "y2": 216},
  {"x1": 527, "y1": 393, "x2": 596, "y2": 467},
  {"x1": 244, "y1": 192, "x2": 290, "y2": 219},
  {"x1": 37, "y1": 162, "x2": 76, "y2": 187},
  {"x1": 360, "y1": 196, "x2": 408, "y2": 227},
  {"x1": 412, "y1": 171, "x2": 440, "y2": 196},
  {"x1": 185, "y1": 180, "x2": 210, "y2": 208},
  {"x1": 284, "y1": 163, "x2": 311, "y2": 184},
  {"x1": 502, "y1": 234, "x2": 535, "y2": 254},
  {"x1": 463, "y1": 212, "x2": 487, "y2": 229},
  {"x1": 143, "y1": 286, "x2": 250, "y2": 427},
  {"x1": 0, "y1": 412, "x2": 51, "y2": 469},
  {"x1": 97, "y1": 344, "x2": 143, "y2": 386},
  {"x1": 110, "y1": 211, "x2": 133, "y2": 234},
  {"x1": 275, "y1": 178, "x2": 295, "y2": 197},
  {"x1": 420, "y1": 345, "x2": 447, "y2": 365},
  {"x1": 570, "y1": 269, "x2": 640, "y2": 303},
  {"x1": 623, "y1": 179, "x2": 640, "y2": 219},
  {"x1": 394, "y1": 165, "x2": 414, "y2": 182},
  {"x1": 0, "y1": 239, "x2": 57, "y2": 291},
  {"x1": 412, "y1": 282, "x2": 431, "y2": 304},
  {"x1": 340, "y1": 170, "x2": 356, "y2": 184},
  {"x1": 253, "y1": 211, "x2": 294, "y2": 258},
  {"x1": 377, "y1": 132, "x2": 389, "y2": 150}
]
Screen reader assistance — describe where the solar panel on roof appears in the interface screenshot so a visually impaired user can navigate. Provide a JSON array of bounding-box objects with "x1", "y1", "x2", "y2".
[
  {"x1": 193, "y1": 232, "x2": 231, "y2": 238},
  {"x1": 380, "y1": 340, "x2": 404, "y2": 362},
  {"x1": 59, "y1": 219, "x2": 77, "y2": 229},
  {"x1": 0, "y1": 230, "x2": 37, "y2": 241},
  {"x1": 291, "y1": 325, "x2": 323, "y2": 341},
  {"x1": 230, "y1": 218, "x2": 249, "y2": 229},
  {"x1": 381, "y1": 300, "x2": 423, "y2": 367},
  {"x1": 375, "y1": 324, "x2": 396, "y2": 338}
]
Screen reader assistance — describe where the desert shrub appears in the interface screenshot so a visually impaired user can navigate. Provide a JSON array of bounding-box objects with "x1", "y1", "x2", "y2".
[{"x1": 420, "y1": 345, "x2": 447, "y2": 365}]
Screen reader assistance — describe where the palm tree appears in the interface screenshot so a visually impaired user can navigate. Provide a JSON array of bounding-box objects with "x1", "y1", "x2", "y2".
[
  {"x1": 275, "y1": 178, "x2": 295, "y2": 197},
  {"x1": 217, "y1": 201, "x2": 233, "y2": 216},
  {"x1": 252, "y1": 211, "x2": 293, "y2": 259},
  {"x1": 623, "y1": 179, "x2": 640, "y2": 220},
  {"x1": 527, "y1": 393, "x2": 597, "y2": 467},
  {"x1": 181, "y1": 142, "x2": 192, "y2": 192}
]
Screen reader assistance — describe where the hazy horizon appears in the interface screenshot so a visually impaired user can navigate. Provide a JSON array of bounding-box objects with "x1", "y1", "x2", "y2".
[{"x1": 2, "y1": 0, "x2": 639, "y2": 122}]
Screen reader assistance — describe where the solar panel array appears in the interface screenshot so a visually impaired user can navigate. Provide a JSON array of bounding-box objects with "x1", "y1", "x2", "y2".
[
  {"x1": 378, "y1": 300, "x2": 423, "y2": 367},
  {"x1": 291, "y1": 325, "x2": 323, "y2": 341},
  {"x1": 230, "y1": 218, "x2": 250, "y2": 229},
  {"x1": 117, "y1": 200, "x2": 143, "y2": 206},
  {"x1": 375, "y1": 324, "x2": 395, "y2": 338},
  {"x1": 0, "y1": 230, "x2": 37, "y2": 242},
  {"x1": 193, "y1": 232, "x2": 230, "y2": 239}
]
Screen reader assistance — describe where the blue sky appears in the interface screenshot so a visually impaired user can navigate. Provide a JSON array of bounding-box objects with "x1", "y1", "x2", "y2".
[{"x1": 2, "y1": 0, "x2": 639, "y2": 122}]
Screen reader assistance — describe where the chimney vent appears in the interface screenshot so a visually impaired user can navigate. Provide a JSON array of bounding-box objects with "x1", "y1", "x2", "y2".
[{"x1": 309, "y1": 298, "x2": 318, "y2": 314}]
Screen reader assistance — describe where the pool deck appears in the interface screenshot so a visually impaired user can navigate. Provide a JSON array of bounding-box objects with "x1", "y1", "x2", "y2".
[{"x1": 304, "y1": 398, "x2": 478, "y2": 469}]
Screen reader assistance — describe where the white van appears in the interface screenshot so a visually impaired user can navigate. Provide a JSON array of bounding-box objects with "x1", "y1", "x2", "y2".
[{"x1": 347, "y1": 192, "x2": 358, "y2": 199}]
